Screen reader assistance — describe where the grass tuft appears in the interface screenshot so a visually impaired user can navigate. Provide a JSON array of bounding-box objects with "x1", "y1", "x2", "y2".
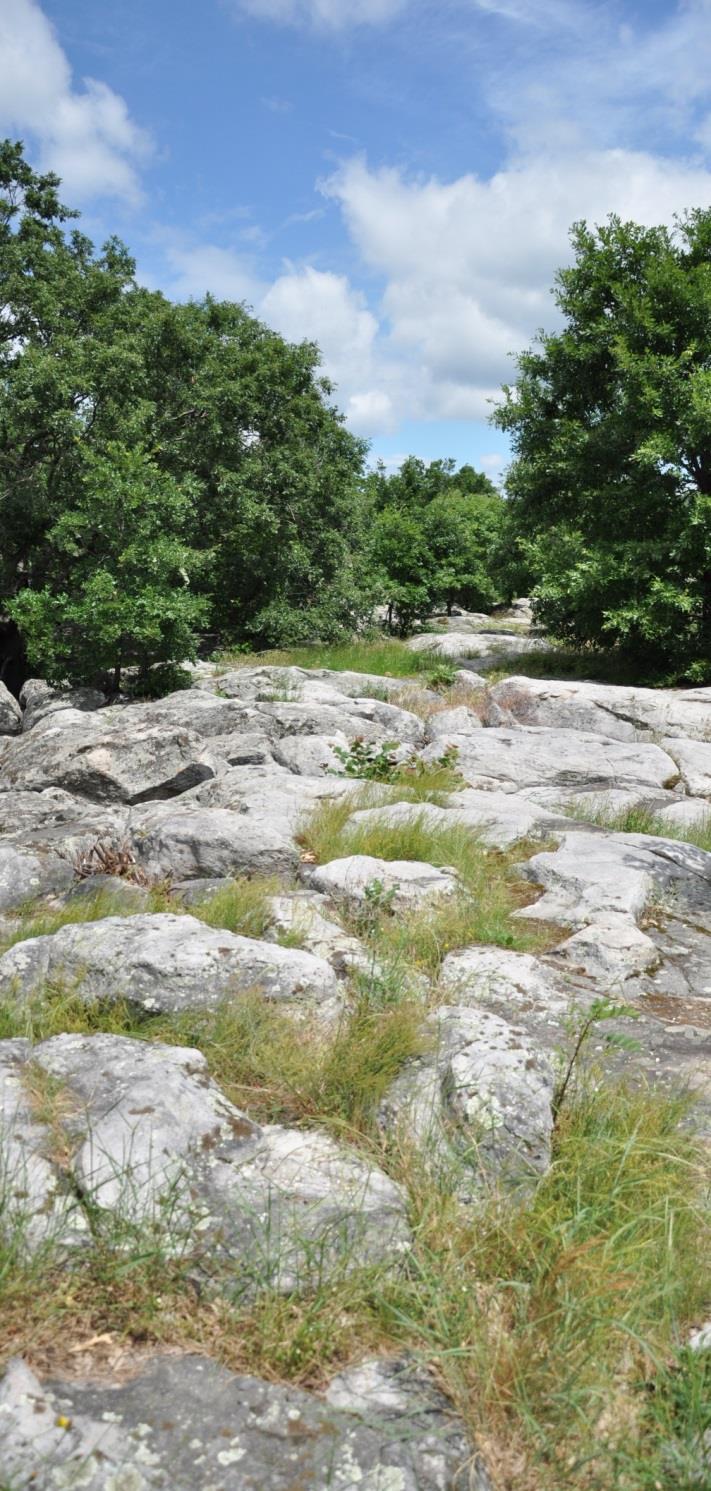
[{"x1": 566, "y1": 797, "x2": 711, "y2": 854}]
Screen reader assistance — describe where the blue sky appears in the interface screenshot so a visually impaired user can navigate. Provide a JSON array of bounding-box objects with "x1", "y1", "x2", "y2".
[{"x1": 1, "y1": 1, "x2": 711, "y2": 477}]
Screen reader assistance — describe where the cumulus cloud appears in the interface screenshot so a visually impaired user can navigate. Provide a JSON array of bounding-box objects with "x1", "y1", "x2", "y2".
[
  {"x1": 323, "y1": 148, "x2": 711, "y2": 422},
  {"x1": 235, "y1": 0, "x2": 406, "y2": 29},
  {"x1": 0, "y1": 0, "x2": 150, "y2": 204},
  {"x1": 263, "y1": 266, "x2": 398, "y2": 432}
]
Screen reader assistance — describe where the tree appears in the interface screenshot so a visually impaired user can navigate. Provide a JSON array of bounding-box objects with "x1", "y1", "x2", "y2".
[
  {"x1": 0, "y1": 141, "x2": 372, "y2": 687},
  {"x1": 424, "y1": 487, "x2": 506, "y2": 614},
  {"x1": 494, "y1": 211, "x2": 711, "y2": 680},
  {"x1": 366, "y1": 456, "x2": 504, "y2": 630},
  {"x1": 9, "y1": 446, "x2": 207, "y2": 691}
]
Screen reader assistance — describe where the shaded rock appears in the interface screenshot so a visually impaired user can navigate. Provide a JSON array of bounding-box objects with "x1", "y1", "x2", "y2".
[
  {"x1": 130, "y1": 800, "x2": 302, "y2": 880},
  {"x1": 32, "y1": 1034, "x2": 410, "y2": 1291},
  {"x1": 0, "y1": 1350, "x2": 473, "y2": 1491},
  {"x1": 0, "y1": 840, "x2": 76, "y2": 913},
  {"x1": 311, "y1": 854, "x2": 459, "y2": 911},
  {"x1": 380, "y1": 1004, "x2": 555, "y2": 1193},
  {"x1": 2, "y1": 713, "x2": 218, "y2": 804},
  {"x1": 0, "y1": 913, "x2": 341, "y2": 1016},
  {"x1": 64, "y1": 874, "x2": 151, "y2": 912},
  {"x1": 485, "y1": 675, "x2": 711, "y2": 742},
  {"x1": 19, "y1": 678, "x2": 106, "y2": 732},
  {"x1": 0, "y1": 680, "x2": 22, "y2": 736}
]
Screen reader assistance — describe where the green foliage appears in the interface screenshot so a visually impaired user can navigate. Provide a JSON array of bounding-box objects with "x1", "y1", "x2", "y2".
[
  {"x1": 9, "y1": 445, "x2": 207, "y2": 690},
  {"x1": 366, "y1": 456, "x2": 506, "y2": 633},
  {"x1": 0, "y1": 141, "x2": 371, "y2": 688},
  {"x1": 495, "y1": 210, "x2": 711, "y2": 680}
]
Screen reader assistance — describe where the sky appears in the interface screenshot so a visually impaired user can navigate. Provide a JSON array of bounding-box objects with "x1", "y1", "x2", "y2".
[{"x1": 1, "y1": 1, "x2": 711, "y2": 477}]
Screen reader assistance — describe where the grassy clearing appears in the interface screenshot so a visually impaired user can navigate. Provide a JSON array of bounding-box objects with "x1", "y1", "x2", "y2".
[
  {"x1": 566, "y1": 798, "x2": 711, "y2": 855},
  {"x1": 1, "y1": 1080, "x2": 707, "y2": 1489},
  {"x1": 213, "y1": 638, "x2": 445, "y2": 680},
  {"x1": 298, "y1": 794, "x2": 558, "y2": 973}
]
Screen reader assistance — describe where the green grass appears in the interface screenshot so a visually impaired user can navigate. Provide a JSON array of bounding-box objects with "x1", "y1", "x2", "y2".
[
  {"x1": 298, "y1": 793, "x2": 559, "y2": 973},
  {"x1": 1, "y1": 1078, "x2": 706, "y2": 1490},
  {"x1": 213, "y1": 637, "x2": 460, "y2": 681},
  {"x1": 484, "y1": 646, "x2": 681, "y2": 688},
  {"x1": 566, "y1": 798, "x2": 711, "y2": 854},
  {"x1": 0, "y1": 887, "x2": 173, "y2": 958}
]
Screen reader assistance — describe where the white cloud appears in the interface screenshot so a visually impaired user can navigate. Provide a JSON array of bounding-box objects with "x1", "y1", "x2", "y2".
[
  {"x1": 159, "y1": 242, "x2": 264, "y2": 307},
  {"x1": 235, "y1": 0, "x2": 406, "y2": 28},
  {"x1": 263, "y1": 266, "x2": 398, "y2": 432},
  {"x1": 0, "y1": 0, "x2": 149, "y2": 204},
  {"x1": 324, "y1": 148, "x2": 711, "y2": 423}
]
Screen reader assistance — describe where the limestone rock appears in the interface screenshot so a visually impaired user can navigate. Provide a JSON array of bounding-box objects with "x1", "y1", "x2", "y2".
[
  {"x1": 265, "y1": 891, "x2": 371, "y2": 975},
  {"x1": 424, "y1": 726, "x2": 679, "y2": 796},
  {"x1": 407, "y1": 631, "x2": 547, "y2": 663},
  {"x1": 0, "y1": 1040, "x2": 85, "y2": 1250},
  {"x1": 0, "y1": 1351, "x2": 473, "y2": 1491},
  {"x1": 660, "y1": 737, "x2": 711, "y2": 799},
  {"x1": 425, "y1": 705, "x2": 483, "y2": 739},
  {"x1": 2, "y1": 713, "x2": 218, "y2": 804},
  {"x1": 130, "y1": 800, "x2": 302, "y2": 880},
  {"x1": 380, "y1": 1004, "x2": 555, "y2": 1192},
  {"x1": 0, "y1": 680, "x2": 22, "y2": 736},
  {"x1": 348, "y1": 792, "x2": 567, "y2": 851},
  {"x1": 0, "y1": 913, "x2": 340, "y2": 1016},
  {"x1": 19, "y1": 678, "x2": 106, "y2": 732},
  {"x1": 440, "y1": 946, "x2": 569, "y2": 1019},
  {"x1": 311, "y1": 854, "x2": 459, "y2": 911},
  {"x1": 485, "y1": 675, "x2": 711, "y2": 742},
  {"x1": 32, "y1": 1034, "x2": 409, "y2": 1291}
]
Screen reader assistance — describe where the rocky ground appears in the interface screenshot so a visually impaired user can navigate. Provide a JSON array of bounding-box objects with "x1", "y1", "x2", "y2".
[{"x1": 0, "y1": 608, "x2": 709, "y2": 1489}]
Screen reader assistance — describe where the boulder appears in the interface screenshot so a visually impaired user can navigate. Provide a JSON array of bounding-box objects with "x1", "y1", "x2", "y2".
[
  {"x1": 130, "y1": 801, "x2": 302, "y2": 880},
  {"x1": 553, "y1": 914, "x2": 660, "y2": 982},
  {"x1": 407, "y1": 631, "x2": 547, "y2": 663},
  {"x1": 348, "y1": 794, "x2": 568, "y2": 851},
  {"x1": 265, "y1": 891, "x2": 371, "y2": 975},
  {"x1": 256, "y1": 696, "x2": 426, "y2": 747},
  {"x1": 0, "y1": 680, "x2": 22, "y2": 736},
  {"x1": 1, "y1": 713, "x2": 218, "y2": 804},
  {"x1": 0, "y1": 1352, "x2": 475, "y2": 1491},
  {"x1": 272, "y1": 730, "x2": 349, "y2": 776},
  {"x1": 380, "y1": 1004, "x2": 555, "y2": 1192},
  {"x1": 423, "y1": 726, "x2": 679, "y2": 796},
  {"x1": 485, "y1": 675, "x2": 711, "y2": 742},
  {"x1": 19, "y1": 678, "x2": 106, "y2": 732},
  {"x1": 31, "y1": 1034, "x2": 410, "y2": 1291},
  {"x1": 440, "y1": 946, "x2": 569, "y2": 1020},
  {"x1": 0, "y1": 913, "x2": 341, "y2": 1016},
  {"x1": 425, "y1": 705, "x2": 483, "y2": 739},
  {"x1": 519, "y1": 830, "x2": 711, "y2": 931},
  {"x1": 311, "y1": 854, "x2": 460, "y2": 911}
]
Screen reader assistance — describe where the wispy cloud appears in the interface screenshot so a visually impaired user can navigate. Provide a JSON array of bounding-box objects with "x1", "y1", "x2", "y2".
[{"x1": 232, "y1": 0, "x2": 407, "y2": 30}]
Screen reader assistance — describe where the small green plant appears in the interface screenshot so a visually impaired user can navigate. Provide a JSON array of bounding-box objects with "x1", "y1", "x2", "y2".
[
  {"x1": 552, "y1": 998, "x2": 641, "y2": 1122},
  {"x1": 332, "y1": 738, "x2": 464, "y2": 798},
  {"x1": 332, "y1": 737, "x2": 402, "y2": 782},
  {"x1": 427, "y1": 661, "x2": 458, "y2": 690}
]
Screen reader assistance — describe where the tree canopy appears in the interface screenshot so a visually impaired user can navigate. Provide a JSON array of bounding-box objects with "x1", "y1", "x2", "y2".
[
  {"x1": 366, "y1": 457, "x2": 506, "y2": 633},
  {"x1": 0, "y1": 140, "x2": 370, "y2": 687},
  {"x1": 494, "y1": 211, "x2": 711, "y2": 681}
]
